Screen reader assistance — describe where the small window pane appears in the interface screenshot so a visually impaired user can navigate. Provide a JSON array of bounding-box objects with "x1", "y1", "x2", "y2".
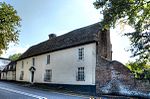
[
  {"x1": 22, "y1": 61, "x2": 24, "y2": 69},
  {"x1": 20, "y1": 71, "x2": 24, "y2": 80},
  {"x1": 78, "y1": 48, "x2": 84, "y2": 60},
  {"x1": 44, "y1": 69, "x2": 52, "y2": 82},
  {"x1": 32, "y1": 58, "x2": 35, "y2": 66},
  {"x1": 47, "y1": 55, "x2": 50, "y2": 64},
  {"x1": 77, "y1": 67, "x2": 85, "y2": 81}
]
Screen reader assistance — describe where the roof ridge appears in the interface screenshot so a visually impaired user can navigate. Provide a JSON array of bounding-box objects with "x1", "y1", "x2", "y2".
[
  {"x1": 29, "y1": 22, "x2": 101, "y2": 48},
  {"x1": 19, "y1": 22, "x2": 101, "y2": 60}
]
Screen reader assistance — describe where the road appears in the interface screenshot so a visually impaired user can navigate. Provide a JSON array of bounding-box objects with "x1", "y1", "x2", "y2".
[{"x1": 0, "y1": 81, "x2": 89, "y2": 99}]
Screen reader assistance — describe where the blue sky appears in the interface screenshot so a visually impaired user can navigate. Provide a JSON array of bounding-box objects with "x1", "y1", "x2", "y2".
[{"x1": 1, "y1": 0, "x2": 135, "y2": 64}]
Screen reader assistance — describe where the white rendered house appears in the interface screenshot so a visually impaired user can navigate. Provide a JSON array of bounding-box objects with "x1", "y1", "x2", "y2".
[
  {"x1": 13, "y1": 23, "x2": 150, "y2": 97},
  {"x1": 1, "y1": 61, "x2": 16, "y2": 80},
  {"x1": 16, "y1": 23, "x2": 112, "y2": 93},
  {"x1": 0, "y1": 57, "x2": 10, "y2": 71},
  {"x1": 0, "y1": 57, "x2": 11, "y2": 80}
]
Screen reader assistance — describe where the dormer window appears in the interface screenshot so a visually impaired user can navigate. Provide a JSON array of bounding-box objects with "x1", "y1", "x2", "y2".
[{"x1": 78, "y1": 48, "x2": 84, "y2": 60}]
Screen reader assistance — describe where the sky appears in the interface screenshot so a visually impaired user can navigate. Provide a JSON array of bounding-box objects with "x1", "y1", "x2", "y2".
[{"x1": 1, "y1": 0, "x2": 135, "y2": 64}]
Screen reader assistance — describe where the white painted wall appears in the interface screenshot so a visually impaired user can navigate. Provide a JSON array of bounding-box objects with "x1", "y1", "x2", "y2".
[
  {"x1": 7, "y1": 71, "x2": 12, "y2": 80},
  {"x1": 4, "y1": 71, "x2": 15, "y2": 80},
  {"x1": 16, "y1": 43, "x2": 96, "y2": 85},
  {"x1": 1, "y1": 72, "x2": 7, "y2": 80},
  {"x1": 16, "y1": 58, "x2": 32, "y2": 82}
]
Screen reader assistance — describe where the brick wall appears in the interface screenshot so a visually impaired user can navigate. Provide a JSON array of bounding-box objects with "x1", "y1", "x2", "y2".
[
  {"x1": 97, "y1": 30, "x2": 112, "y2": 60},
  {"x1": 95, "y1": 58, "x2": 150, "y2": 98},
  {"x1": 96, "y1": 29, "x2": 150, "y2": 98}
]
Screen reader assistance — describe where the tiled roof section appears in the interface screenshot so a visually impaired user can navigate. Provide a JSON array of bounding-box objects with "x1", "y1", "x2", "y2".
[{"x1": 19, "y1": 23, "x2": 101, "y2": 60}]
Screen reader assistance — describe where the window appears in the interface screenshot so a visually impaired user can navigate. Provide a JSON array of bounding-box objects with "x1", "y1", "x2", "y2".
[
  {"x1": 9, "y1": 65, "x2": 11, "y2": 70},
  {"x1": 32, "y1": 58, "x2": 35, "y2": 66},
  {"x1": 13, "y1": 64, "x2": 15, "y2": 69},
  {"x1": 19, "y1": 71, "x2": 24, "y2": 80},
  {"x1": 78, "y1": 48, "x2": 84, "y2": 60},
  {"x1": 21, "y1": 61, "x2": 24, "y2": 69},
  {"x1": 47, "y1": 55, "x2": 50, "y2": 64},
  {"x1": 77, "y1": 67, "x2": 85, "y2": 81},
  {"x1": 12, "y1": 72, "x2": 16, "y2": 80},
  {"x1": 44, "y1": 69, "x2": 52, "y2": 82}
]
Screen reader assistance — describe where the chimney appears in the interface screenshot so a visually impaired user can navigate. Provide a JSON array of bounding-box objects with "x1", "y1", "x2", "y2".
[{"x1": 48, "y1": 33, "x2": 56, "y2": 40}]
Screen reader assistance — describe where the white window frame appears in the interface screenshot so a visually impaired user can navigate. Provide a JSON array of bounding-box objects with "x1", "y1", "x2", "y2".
[
  {"x1": 44, "y1": 69, "x2": 52, "y2": 82},
  {"x1": 76, "y1": 67, "x2": 85, "y2": 81},
  {"x1": 47, "y1": 55, "x2": 50, "y2": 64},
  {"x1": 32, "y1": 58, "x2": 35, "y2": 66},
  {"x1": 78, "y1": 48, "x2": 84, "y2": 60},
  {"x1": 13, "y1": 64, "x2": 15, "y2": 69},
  {"x1": 21, "y1": 61, "x2": 24, "y2": 69},
  {"x1": 19, "y1": 71, "x2": 24, "y2": 80}
]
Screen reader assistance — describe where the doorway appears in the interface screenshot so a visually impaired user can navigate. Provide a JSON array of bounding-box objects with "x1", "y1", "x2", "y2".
[
  {"x1": 29, "y1": 66, "x2": 36, "y2": 83},
  {"x1": 31, "y1": 71, "x2": 34, "y2": 83}
]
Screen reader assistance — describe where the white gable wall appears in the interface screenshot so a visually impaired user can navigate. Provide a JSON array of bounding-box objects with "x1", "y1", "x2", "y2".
[
  {"x1": 16, "y1": 58, "x2": 31, "y2": 82},
  {"x1": 1, "y1": 72, "x2": 7, "y2": 80},
  {"x1": 16, "y1": 43, "x2": 96, "y2": 85}
]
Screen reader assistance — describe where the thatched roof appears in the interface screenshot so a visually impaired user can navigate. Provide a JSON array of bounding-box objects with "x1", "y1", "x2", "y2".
[{"x1": 19, "y1": 23, "x2": 102, "y2": 60}]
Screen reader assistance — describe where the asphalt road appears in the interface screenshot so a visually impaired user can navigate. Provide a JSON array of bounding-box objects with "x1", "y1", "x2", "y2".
[{"x1": 0, "y1": 81, "x2": 89, "y2": 99}]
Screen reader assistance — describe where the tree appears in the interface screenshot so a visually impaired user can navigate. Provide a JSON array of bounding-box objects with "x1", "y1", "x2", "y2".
[
  {"x1": 0, "y1": 2, "x2": 21, "y2": 55},
  {"x1": 93, "y1": 0, "x2": 150, "y2": 62},
  {"x1": 9, "y1": 53, "x2": 22, "y2": 61},
  {"x1": 126, "y1": 60, "x2": 150, "y2": 81}
]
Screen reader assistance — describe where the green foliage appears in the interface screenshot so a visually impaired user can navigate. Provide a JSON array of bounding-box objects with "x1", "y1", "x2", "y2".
[
  {"x1": 0, "y1": 2, "x2": 21, "y2": 55},
  {"x1": 126, "y1": 60, "x2": 150, "y2": 80},
  {"x1": 93, "y1": 0, "x2": 150, "y2": 62},
  {"x1": 9, "y1": 53, "x2": 22, "y2": 61}
]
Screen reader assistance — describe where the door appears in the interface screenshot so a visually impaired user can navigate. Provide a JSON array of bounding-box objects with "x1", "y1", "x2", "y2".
[
  {"x1": 31, "y1": 71, "x2": 34, "y2": 83},
  {"x1": 29, "y1": 66, "x2": 36, "y2": 83}
]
